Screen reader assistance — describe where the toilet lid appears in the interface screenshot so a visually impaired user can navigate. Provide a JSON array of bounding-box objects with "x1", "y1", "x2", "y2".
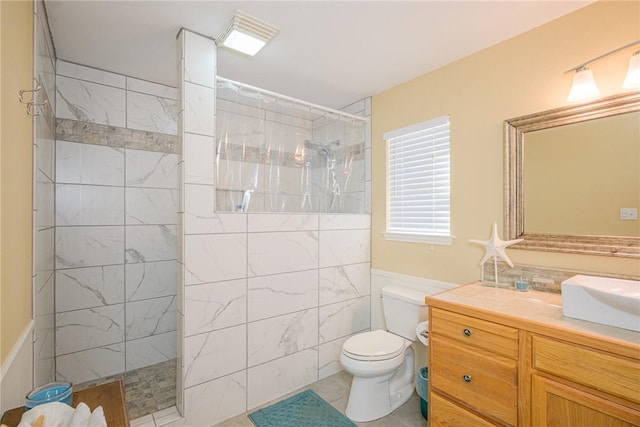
[{"x1": 343, "y1": 330, "x2": 405, "y2": 361}]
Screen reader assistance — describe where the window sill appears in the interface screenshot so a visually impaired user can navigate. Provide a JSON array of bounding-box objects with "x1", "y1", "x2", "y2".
[{"x1": 384, "y1": 232, "x2": 454, "y2": 246}]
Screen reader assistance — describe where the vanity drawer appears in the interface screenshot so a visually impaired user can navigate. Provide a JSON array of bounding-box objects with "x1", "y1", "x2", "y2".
[
  {"x1": 532, "y1": 334, "x2": 640, "y2": 405},
  {"x1": 430, "y1": 391, "x2": 496, "y2": 426},
  {"x1": 431, "y1": 336, "x2": 518, "y2": 426},
  {"x1": 431, "y1": 308, "x2": 518, "y2": 359}
]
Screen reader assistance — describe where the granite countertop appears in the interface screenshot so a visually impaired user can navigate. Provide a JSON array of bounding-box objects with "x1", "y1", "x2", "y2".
[{"x1": 426, "y1": 282, "x2": 640, "y2": 350}]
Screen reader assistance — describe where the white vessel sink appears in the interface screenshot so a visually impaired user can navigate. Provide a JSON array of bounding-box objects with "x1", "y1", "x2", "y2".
[{"x1": 561, "y1": 275, "x2": 640, "y2": 332}]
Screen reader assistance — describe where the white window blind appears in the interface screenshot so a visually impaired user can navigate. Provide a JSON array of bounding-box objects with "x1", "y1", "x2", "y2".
[{"x1": 384, "y1": 115, "x2": 452, "y2": 245}]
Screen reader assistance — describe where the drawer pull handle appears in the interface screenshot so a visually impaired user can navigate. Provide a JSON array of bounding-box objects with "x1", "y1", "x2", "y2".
[
  {"x1": 462, "y1": 374, "x2": 472, "y2": 383},
  {"x1": 463, "y1": 328, "x2": 472, "y2": 337}
]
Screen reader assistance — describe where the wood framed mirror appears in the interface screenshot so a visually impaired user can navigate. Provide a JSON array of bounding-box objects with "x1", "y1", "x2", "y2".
[{"x1": 504, "y1": 91, "x2": 640, "y2": 258}]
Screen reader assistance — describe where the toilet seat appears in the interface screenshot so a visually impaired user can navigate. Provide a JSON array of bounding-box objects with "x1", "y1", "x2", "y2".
[{"x1": 342, "y1": 330, "x2": 405, "y2": 361}]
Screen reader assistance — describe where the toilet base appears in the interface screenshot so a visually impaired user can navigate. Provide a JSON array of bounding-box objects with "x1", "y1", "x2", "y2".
[{"x1": 344, "y1": 348, "x2": 415, "y2": 422}]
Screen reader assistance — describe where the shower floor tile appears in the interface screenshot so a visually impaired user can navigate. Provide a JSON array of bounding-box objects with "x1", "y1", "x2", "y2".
[{"x1": 74, "y1": 358, "x2": 177, "y2": 421}]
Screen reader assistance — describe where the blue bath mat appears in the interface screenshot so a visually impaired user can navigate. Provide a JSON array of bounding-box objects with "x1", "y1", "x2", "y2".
[{"x1": 248, "y1": 389, "x2": 356, "y2": 427}]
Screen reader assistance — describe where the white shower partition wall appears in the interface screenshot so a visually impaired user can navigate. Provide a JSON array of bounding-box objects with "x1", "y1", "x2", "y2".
[
  {"x1": 216, "y1": 78, "x2": 368, "y2": 214},
  {"x1": 179, "y1": 30, "x2": 372, "y2": 426}
]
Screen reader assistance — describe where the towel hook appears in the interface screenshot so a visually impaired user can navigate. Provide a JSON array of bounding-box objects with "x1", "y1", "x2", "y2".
[
  {"x1": 26, "y1": 99, "x2": 48, "y2": 116},
  {"x1": 19, "y1": 78, "x2": 43, "y2": 104},
  {"x1": 20, "y1": 78, "x2": 47, "y2": 116}
]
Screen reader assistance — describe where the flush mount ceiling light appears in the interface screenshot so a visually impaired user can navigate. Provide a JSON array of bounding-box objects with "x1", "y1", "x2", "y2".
[
  {"x1": 565, "y1": 40, "x2": 640, "y2": 103},
  {"x1": 218, "y1": 10, "x2": 279, "y2": 56}
]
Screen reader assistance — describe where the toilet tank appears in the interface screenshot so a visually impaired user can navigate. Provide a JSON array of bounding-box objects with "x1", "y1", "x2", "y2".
[{"x1": 382, "y1": 285, "x2": 428, "y2": 341}]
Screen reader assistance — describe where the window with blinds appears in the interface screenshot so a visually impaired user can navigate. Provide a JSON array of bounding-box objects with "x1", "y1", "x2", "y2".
[{"x1": 384, "y1": 115, "x2": 452, "y2": 245}]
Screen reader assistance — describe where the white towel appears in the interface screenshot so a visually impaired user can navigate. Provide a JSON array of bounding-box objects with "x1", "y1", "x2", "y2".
[
  {"x1": 67, "y1": 403, "x2": 90, "y2": 427},
  {"x1": 87, "y1": 406, "x2": 107, "y2": 427},
  {"x1": 17, "y1": 402, "x2": 107, "y2": 427},
  {"x1": 17, "y1": 402, "x2": 73, "y2": 427}
]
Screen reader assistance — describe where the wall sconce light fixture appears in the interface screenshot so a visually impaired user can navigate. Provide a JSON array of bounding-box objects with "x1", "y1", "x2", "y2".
[
  {"x1": 217, "y1": 10, "x2": 279, "y2": 57},
  {"x1": 566, "y1": 40, "x2": 640, "y2": 103},
  {"x1": 622, "y1": 51, "x2": 640, "y2": 89},
  {"x1": 566, "y1": 67, "x2": 599, "y2": 103}
]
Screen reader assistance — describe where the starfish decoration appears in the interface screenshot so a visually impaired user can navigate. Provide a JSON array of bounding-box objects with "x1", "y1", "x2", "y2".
[{"x1": 469, "y1": 222, "x2": 523, "y2": 283}]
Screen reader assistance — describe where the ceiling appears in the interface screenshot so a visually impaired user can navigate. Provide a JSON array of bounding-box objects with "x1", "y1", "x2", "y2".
[{"x1": 45, "y1": 1, "x2": 593, "y2": 109}]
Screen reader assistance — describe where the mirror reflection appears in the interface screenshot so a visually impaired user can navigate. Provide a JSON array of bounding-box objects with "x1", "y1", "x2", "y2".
[
  {"x1": 524, "y1": 111, "x2": 639, "y2": 237},
  {"x1": 504, "y1": 91, "x2": 640, "y2": 258}
]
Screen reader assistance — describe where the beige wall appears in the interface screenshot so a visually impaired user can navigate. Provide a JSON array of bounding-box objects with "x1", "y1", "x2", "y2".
[
  {"x1": 1, "y1": 0, "x2": 34, "y2": 364},
  {"x1": 372, "y1": 1, "x2": 640, "y2": 285}
]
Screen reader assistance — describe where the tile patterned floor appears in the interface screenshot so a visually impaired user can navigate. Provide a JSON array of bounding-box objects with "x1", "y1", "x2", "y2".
[{"x1": 132, "y1": 370, "x2": 427, "y2": 427}]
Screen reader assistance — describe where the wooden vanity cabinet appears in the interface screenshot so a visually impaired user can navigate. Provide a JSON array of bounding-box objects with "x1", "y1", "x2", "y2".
[
  {"x1": 427, "y1": 284, "x2": 640, "y2": 427},
  {"x1": 528, "y1": 333, "x2": 640, "y2": 427}
]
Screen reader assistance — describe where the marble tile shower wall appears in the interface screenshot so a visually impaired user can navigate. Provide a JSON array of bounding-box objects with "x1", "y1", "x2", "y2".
[
  {"x1": 53, "y1": 60, "x2": 180, "y2": 384},
  {"x1": 178, "y1": 30, "x2": 372, "y2": 426},
  {"x1": 180, "y1": 213, "x2": 371, "y2": 425},
  {"x1": 33, "y1": 0, "x2": 57, "y2": 387}
]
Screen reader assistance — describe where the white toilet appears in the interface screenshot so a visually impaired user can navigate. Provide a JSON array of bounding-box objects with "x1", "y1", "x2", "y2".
[{"x1": 340, "y1": 285, "x2": 427, "y2": 422}]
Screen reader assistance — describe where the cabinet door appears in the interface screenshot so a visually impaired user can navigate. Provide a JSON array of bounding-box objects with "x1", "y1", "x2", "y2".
[{"x1": 532, "y1": 375, "x2": 640, "y2": 427}]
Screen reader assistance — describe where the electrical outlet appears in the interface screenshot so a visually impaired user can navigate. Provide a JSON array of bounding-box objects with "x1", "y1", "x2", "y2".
[{"x1": 620, "y1": 207, "x2": 638, "y2": 220}]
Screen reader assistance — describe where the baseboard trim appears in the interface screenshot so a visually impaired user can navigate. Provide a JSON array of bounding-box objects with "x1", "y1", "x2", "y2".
[
  {"x1": 1, "y1": 319, "x2": 34, "y2": 413},
  {"x1": 1, "y1": 319, "x2": 34, "y2": 382}
]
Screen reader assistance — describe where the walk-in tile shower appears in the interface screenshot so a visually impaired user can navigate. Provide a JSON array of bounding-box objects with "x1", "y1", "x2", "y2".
[{"x1": 31, "y1": 20, "x2": 372, "y2": 424}]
